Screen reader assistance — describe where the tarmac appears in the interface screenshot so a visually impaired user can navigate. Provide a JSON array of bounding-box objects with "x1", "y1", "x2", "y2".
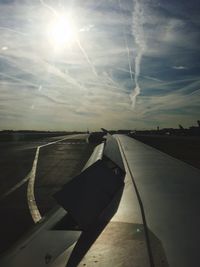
[{"x1": 0, "y1": 134, "x2": 94, "y2": 254}]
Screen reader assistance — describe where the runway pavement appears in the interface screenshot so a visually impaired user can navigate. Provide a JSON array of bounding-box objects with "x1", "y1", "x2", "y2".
[{"x1": 0, "y1": 134, "x2": 94, "y2": 254}]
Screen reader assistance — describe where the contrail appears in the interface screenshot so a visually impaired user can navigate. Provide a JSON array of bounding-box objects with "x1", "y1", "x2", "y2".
[
  {"x1": 0, "y1": 26, "x2": 27, "y2": 36},
  {"x1": 0, "y1": 72, "x2": 39, "y2": 88},
  {"x1": 75, "y1": 37, "x2": 98, "y2": 77},
  {"x1": 118, "y1": 0, "x2": 134, "y2": 82},
  {"x1": 125, "y1": 36, "x2": 134, "y2": 82},
  {"x1": 131, "y1": 0, "x2": 146, "y2": 107},
  {"x1": 40, "y1": 0, "x2": 58, "y2": 16}
]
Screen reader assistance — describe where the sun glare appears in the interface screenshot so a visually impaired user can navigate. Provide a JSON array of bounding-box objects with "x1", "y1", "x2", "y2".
[{"x1": 48, "y1": 15, "x2": 76, "y2": 48}]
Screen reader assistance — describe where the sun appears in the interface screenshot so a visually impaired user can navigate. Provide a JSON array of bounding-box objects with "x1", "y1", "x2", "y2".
[{"x1": 47, "y1": 14, "x2": 76, "y2": 48}]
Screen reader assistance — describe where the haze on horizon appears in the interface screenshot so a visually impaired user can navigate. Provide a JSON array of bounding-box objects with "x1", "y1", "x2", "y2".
[{"x1": 0, "y1": 0, "x2": 199, "y2": 131}]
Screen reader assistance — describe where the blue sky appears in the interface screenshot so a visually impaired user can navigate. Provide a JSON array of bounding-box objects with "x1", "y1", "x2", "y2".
[{"x1": 0, "y1": 0, "x2": 199, "y2": 130}]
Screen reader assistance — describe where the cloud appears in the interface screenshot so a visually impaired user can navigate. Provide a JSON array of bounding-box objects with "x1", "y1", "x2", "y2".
[
  {"x1": 79, "y1": 24, "x2": 94, "y2": 32},
  {"x1": 0, "y1": 0, "x2": 199, "y2": 130},
  {"x1": 172, "y1": 66, "x2": 187, "y2": 70},
  {"x1": 129, "y1": 0, "x2": 146, "y2": 106}
]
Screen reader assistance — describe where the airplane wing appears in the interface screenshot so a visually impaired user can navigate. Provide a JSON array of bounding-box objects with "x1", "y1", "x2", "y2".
[
  {"x1": 1, "y1": 134, "x2": 200, "y2": 267},
  {"x1": 116, "y1": 134, "x2": 200, "y2": 267}
]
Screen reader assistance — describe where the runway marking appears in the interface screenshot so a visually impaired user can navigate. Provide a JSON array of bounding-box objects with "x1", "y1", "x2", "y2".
[
  {"x1": 27, "y1": 136, "x2": 80, "y2": 223},
  {"x1": 0, "y1": 138, "x2": 75, "y2": 201},
  {"x1": 0, "y1": 175, "x2": 30, "y2": 201},
  {"x1": 0, "y1": 135, "x2": 86, "y2": 222},
  {"x1": 0, "y1": 137, "x2": 86, "y2": 202},
  {"x1": 27, "y1": 147, "x2": 41, "y2": 223}
]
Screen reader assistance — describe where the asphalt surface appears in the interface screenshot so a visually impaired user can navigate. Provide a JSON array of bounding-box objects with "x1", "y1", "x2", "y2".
[
  {"x1": 132, "y1": 135, "x2": 200, "y2": 169},
  {"x1": 35, "y1": 137, "x2": 95, "y2": 215},
  {"x1": 0, "y1": 134, "x2": 94, "y2": 254}
]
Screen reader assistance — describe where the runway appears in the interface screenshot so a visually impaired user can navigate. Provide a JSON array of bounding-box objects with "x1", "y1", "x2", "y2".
[{"x1": 0, "y1": 134, "x2": 94, "y2": 254}]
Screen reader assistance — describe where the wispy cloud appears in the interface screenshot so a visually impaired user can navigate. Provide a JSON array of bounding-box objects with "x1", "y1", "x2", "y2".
[
  {"x1": 172, "y1": 66, "x2": 187, "y2": 70},
  {"x1": 0, "y1": 0, "x2": 199, "y2": 130},
  {"x1": 130, "y1": 0, "x2": 146, "y2": 106}
]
